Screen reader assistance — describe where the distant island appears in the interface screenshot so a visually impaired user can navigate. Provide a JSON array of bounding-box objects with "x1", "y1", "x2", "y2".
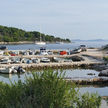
[
  {"x1": 72, "y1": 39, "x2": 108, "y2": 42},
  {"x1": 0, "y1": 25, "x2": 71, "y2": 44}
]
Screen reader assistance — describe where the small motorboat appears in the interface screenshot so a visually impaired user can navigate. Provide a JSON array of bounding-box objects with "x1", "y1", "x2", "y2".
[
  {"x1": 0, "y1": 66, "x2": 26, "y2": 74},
  {"x1": 0, "y1": 67, "x2": 13, "y2": 74},
  {"x1": 40, "y1": 47, "x2": 48, "y2": 55},
  {"x1": 21, "y1": 58, "x2": 32, "y2": 64},
  {"x1": 0, "y1": 58, "x2": 11, "y2": 64},
  {"x1": 31, "y1": 58, "x2": 40, "y2": 63},
  {"x1": 60, "y1": 51, "x2": 67, "y2": 55},
  {"x1": 53, "y1": 57, "x2": 64, "y2": 63},
  {"x1": 40, "y1": 57, "x2": 50, "y2": 63},
  {"x1": 11, "y1": 57, "x2": 21, "y2": 64},
  {"x1": 0, "y1": 46, "x2": 7, "y2": 50}
]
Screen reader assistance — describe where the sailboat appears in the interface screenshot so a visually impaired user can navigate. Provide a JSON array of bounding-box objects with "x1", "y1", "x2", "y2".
[{"x1": 35, "y1": 30, "x2": 46, "y2": 45}]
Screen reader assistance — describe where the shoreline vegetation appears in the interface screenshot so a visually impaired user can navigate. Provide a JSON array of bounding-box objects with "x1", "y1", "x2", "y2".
[
  {"x1": 0, "y1": 25, "x2": 71, "y2": 43},
  {"x1": 0, "y1": 69, "x2": 101, "y2": 108}
]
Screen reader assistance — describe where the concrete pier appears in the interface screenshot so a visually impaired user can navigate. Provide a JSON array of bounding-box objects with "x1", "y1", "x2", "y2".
[{"x1": 0, "y1": 48, "x2": 105, "y2": 69}]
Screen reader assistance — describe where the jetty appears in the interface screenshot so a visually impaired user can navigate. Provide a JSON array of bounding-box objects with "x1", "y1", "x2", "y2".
[{"x1": 0, "y1": 48, "x2": 105, "y2": 69}]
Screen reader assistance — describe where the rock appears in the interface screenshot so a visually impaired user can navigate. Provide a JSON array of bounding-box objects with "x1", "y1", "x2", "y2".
[
  {"x1": 92, "y1": 64, "x2": 108, "y2": 71},
  {"x1": 99, "y1": 69, "x2": 108, "y2": 77},
  {"x1": 70, "y1": 56, "x2": 84, "y2": 62},
  {"x1": 87, "y1": 73, "x2": 95, "y2": 76}
]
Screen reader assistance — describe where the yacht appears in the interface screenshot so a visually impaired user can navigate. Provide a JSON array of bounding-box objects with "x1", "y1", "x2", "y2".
[
  {"x1": 35, "y1": 41, "x2": 46, "y2": 45},
  {"x1": 35, "y1": 30, "x2": 46, "y2": 45}
]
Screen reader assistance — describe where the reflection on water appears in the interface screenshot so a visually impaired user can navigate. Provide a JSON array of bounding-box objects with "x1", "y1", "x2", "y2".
[
  {"x1": 79, "y1": 86, "x2": 108, "y2": 96},
  {"x1": 0, "y1": 72, "x2": 32, "y2": 84},
  {"x1": 0, "y1": 69, "x2": 99, "y2": 83},
  {"x1": 0, "y1": 69, "x2": 108, "y2": 96}
]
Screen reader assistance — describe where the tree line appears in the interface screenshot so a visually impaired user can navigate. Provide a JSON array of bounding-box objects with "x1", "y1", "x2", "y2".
[{"x1": 0, "y1": 25, "x2": 71, "y2": 43}]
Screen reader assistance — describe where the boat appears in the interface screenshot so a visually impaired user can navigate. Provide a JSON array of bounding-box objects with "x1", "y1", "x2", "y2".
[
  {"x1": 0, "y1": 46, "x2": 7, "y2": 50},
  {"x1": 11, "y1": 57, "x2": 21, "y2": 64},
  {"x1": 60, "y1": 51, "x2": 67, "y2": 55},
  {"x1": 0, "y1": 58, "x2": 11, "y2": 64},
  {"x1": 40, "y1": 47, "x2": 48, "y2": 55},
  {"x1": 35, "y1": 41, "x2": 46, "y2": 45},
  {"x1": 35, "y1": 30, "x2": 46, "y2": 45},
  {"x1": 40, "y1": 57, "x2": 50, "y2": 63},
  {"x1": 53, "y1": 57, "x2": 64, "y2": 63},
  {"x1": 0, "y1": 66, "x2": 26, "y2": 74},
  {"x1": 56, "y1": 42, "x2": 64, "y2": 44},
  {"x1": 79, "y1": 45, "x2": 87, "y2": 51},
  {"x1": 0, "y1": 67, "x2": 13, "y2": 74},
  {"x1": 31, "y1": 58, "x2": 40, "y2": 63}
]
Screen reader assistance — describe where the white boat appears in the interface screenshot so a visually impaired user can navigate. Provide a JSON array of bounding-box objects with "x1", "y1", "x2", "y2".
[
  {"x1": 0, "y1": 67, "x2": 13, "y2": 74},
  {"x1": 0, "y1": 58, "x2": 11, "y2": 64},
  {"x1": 56, "y1": 42, "x2": 64, "y2": 44},
  {"x1": 35, "y1": 29, "x2": 46, "y2": 45},
  {"x1": 40, "y1": 47, "x2": 48, "y2": 55},
  {"x1": 35, "y1": 41, "x2": 46, "y2": 45},
  {"x1": 0, "y1": 66, "x2": 26, "y2": 74},
  {"x1": 40, "y1": 57, "x2": 50, "y2": 63},
  {"x1": 53, "y1": 57, "x2": 64, "y2": 63}
]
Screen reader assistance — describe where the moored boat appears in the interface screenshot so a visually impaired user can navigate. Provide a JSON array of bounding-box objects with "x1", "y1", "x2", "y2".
[
  {"x1": 35, "y1": 41, "x2": 46, "y2": 45},
  {"x1": 0, "y1": 67, "x2": 13, "y2": 74},
  {"x1": 0, "y1": 66, "x2": 26, "y2": 74},
  {"x1": 40, "y1": 57, "x2": 50, "y2": 63}
]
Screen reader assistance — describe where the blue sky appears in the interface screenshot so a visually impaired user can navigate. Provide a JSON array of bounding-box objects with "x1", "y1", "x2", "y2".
[{"x1": 0, "y1": 0, "x2": 108, "y2": 39}]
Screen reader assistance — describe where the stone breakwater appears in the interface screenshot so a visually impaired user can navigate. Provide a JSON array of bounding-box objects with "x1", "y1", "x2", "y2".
[
  {"x1": 0, "y1": 48, "x2": 105, "y2": 69},
  {"x1": 65, "y1": 77, "x2": 108, "y2": 85},
  {"x1": 0, "y1": 59, "x2": 104, "y2": 69}
]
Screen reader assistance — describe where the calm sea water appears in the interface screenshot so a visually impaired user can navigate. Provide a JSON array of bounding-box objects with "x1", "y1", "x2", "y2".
[
  {"x1": 0, "y1": 69, "x2": 108, "y2": 96},
  {"x1": 3, "y1": 41, "x2": 108, "y2": 50}
]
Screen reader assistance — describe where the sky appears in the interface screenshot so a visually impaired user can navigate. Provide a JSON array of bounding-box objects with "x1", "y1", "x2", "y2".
[{"x1": 0, "y1": 0, "x2": 108, "y2": 40}]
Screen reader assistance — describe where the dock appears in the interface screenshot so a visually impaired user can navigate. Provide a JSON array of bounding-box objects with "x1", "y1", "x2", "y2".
[{"x1": 0, "y1": 48, "x2": 106, "y2": 69}]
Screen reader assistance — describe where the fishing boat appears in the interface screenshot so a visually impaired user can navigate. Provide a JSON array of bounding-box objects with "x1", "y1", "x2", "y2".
[{"x1": 40, "y1": 57, "x2": 50, "y2": 63}]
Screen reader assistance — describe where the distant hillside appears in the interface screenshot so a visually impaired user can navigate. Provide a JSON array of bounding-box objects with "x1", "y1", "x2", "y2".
[{"x1": 0, "y1": 25, "x2": 70, "y2": 43}]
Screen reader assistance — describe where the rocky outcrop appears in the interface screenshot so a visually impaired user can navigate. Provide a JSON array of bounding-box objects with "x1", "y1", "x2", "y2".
[
  {"x1": 99, "y1": 69, "x2": 108, "y2": 77},
  {"x1": 92, "y1": 64, "x2": 108, "y2": 71}
]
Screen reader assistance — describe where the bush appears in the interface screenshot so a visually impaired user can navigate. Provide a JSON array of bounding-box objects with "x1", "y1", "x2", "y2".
[{"x1": 0, "y1": 69, "x2": 101, "y2": 108}]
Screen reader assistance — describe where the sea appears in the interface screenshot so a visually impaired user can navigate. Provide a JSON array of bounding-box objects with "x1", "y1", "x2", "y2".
[{"x1": 3, "y1": 40, "x2": 108, "y2": 50}]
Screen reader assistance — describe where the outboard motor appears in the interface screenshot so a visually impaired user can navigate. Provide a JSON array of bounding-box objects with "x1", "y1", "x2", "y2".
[{"x1": 17, "y1": 66, "x2": 25, "y2": 73}]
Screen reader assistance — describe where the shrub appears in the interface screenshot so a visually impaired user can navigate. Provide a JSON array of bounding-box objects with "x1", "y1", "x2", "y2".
[{"x1": 0, "y1": 69, "x2": 101, "y2": 108}]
